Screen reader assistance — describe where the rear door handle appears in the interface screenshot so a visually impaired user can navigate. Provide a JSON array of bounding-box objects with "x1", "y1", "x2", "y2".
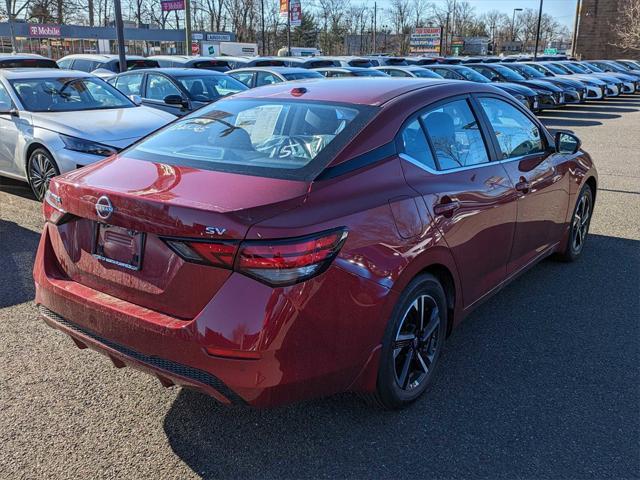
[{"x1": 434, "y1": 200, "x2": 460, "y2": 217}]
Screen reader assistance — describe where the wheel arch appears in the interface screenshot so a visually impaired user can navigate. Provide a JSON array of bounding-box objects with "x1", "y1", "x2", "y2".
[{"x1": 585, "y1": 175, "x2": 597, "y2": 204}]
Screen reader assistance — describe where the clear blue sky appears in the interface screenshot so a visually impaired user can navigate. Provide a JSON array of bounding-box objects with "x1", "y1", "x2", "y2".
[{"x1": 379, "y1": 0, "x2": 579, "y2": 28}]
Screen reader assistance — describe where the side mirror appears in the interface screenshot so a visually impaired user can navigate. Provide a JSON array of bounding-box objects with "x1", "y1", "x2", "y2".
[
  {"x1": 0, "y1": 104, "x2": 18, "y2": 117},
  {"x1": 129, "y1": 94, "x2": 142, "y2": 106},
  {"x1": 555, "y1": 131, "x2": 581, "y2": 154},
  {"x1": 163, "y1": 94, "x2": 188, "y2": 108}
]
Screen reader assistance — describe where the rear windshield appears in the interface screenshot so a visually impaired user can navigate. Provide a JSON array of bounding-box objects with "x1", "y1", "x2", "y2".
[
  {"x1": 282, "y1": 72, "x2": 323, "y2": 80},
  {"x1": 193, "y1": 60, "x2": 230, "y2": 71},
  {"x1": 0, "y1": 58, "x2": 58, "y2": 69},
  {"x1": 127, "y1": 59, "x2": 159, "y2": 70},
  {"x1": 125, "y1": 98, "x2": 377, "y2": 180}
]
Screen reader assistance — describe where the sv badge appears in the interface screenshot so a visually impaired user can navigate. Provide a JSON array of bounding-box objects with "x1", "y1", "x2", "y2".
[{"x1": 205, "y1": 226, "x2": 227, "y2": 235}]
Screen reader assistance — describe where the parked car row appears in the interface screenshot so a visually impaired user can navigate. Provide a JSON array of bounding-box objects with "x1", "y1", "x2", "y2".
[{"x1": 0, "y1": 52, "x2": 637, "y2": 200}]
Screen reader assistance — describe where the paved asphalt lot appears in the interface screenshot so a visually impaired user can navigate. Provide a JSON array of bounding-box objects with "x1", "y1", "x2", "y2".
[{"x1": 1, "y1": 97, "x2": 639, "y2": 480}]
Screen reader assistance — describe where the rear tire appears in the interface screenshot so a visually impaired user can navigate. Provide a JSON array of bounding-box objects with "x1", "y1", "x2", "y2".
[
  {"x1": 27, "y1": 147, "x2": 59, "y2": 201},
  {"x1": 557, "y1": 184, "x2": 594, "y2": 262},
  {"x1": 370, "y1": 274, "x2": 447, "y2": 410}
]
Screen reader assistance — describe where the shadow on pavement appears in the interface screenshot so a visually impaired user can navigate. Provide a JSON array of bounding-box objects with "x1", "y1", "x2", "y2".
[
  {"x1": 163, "y1": 233, "x2": 640, "y2": 479},
  {"x1": 541, "y1": 117, "x2": 602, "y2": 128},
  {"x1": 0, "y1": 220, "x2": 41, "y2": 307},
  {"x1": 0, "y1": 177, "x2": 36, "y2": 201}
]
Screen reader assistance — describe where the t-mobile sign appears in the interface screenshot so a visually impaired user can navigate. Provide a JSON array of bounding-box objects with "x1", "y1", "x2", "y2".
[
  {"x1": 28, "y1": 24, "x2": 61, "y2": 37},
  {"x1": 161, "y1": 0, "x2": 185, "y2": 11}
]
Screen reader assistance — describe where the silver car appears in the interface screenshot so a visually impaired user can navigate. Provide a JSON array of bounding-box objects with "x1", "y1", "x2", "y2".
[{"x1": 0, "y1": 69, "x2": 175, "y2": 200}]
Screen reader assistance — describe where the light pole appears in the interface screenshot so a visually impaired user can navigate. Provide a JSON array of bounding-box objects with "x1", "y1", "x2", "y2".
[
  {"x1": 511, "y1": 8, "x2": 522, "y2": 42},
  {"x1": 4, "y1": 0, "x2": 16, "y2": 53},
  {"x1": 113, "y1": 0, "x2": 126, "y2": 72},
  {"x1": 184, "y1": 0, "x2": 193, "y2": 55},
  {"x1": 533, "y1": 0, "x2": 543, "y2": 59}
]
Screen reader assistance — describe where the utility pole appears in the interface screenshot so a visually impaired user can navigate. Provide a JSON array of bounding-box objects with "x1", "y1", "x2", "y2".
[
  {"x1": 533, "y1": 0, "x2": 543, "y2": 59},
  {"x1": 444, "y1": 12, "x2": 450, "y2": 56},
  {"x1": 113, "y1": 0, "x2": 127, "y2": 72},
  {"x1": 185, "y1": 0, "x2": 193, "y2": 55},
  {"x1": 372, "y1": 2, "x2": 377, "y2": 53},
  {"x1": 261, "y1": 0, "x2": 266, "y2": 55},
  {"x1": 571, "y1": 0, "x2": 582, "y2": 57},
  {"x1": 287, "y1": 0, "x2": 291, "y2": 56},
  {"x1": 4, "y1": 0, "x2": 17, "y2": 53}
]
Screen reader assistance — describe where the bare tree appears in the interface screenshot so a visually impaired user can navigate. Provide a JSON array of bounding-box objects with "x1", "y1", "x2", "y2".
[{"x1": 614, "y1": 0, "x2": 640, "y2": 51}]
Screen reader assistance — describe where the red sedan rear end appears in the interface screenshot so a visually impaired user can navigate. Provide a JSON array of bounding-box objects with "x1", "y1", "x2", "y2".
[{"x1": 34, "y1": 78, "x2": 597, "y2": 408}]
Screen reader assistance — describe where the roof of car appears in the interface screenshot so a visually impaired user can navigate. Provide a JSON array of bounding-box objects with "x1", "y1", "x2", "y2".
[
  {"x1": 58, "y1": 54, "x2": 148, "y2": 61},
  {"x1": 228, "y1": 77, "x2": 451, "y2": 106},
  {"x1": 114, "y1": 67, "x2": 226, "y2": 77},
  {"x1": 0, "y1": 68, "x2": 93, "y2": 79},
  {"x1": 0, "y1": 53, "x2": 51, "y2": 60},
  {"x1": 228, "y1": 67, "x2": 316, "y2": 74}
]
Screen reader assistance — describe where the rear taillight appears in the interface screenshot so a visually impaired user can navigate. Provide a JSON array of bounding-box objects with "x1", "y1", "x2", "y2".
[
  {"x1": 43, "y1": 188, "x2": 71, "y2": 225},
  {"x1": 163, "y1": 228, "x2": 348, "y2": 286}
]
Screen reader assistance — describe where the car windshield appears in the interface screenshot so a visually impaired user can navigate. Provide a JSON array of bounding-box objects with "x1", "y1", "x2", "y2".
[
  {"x1": 125, "y1": 98, "x2": 377, "y2": 180},
  {"x1": 413, "y1": 69, "x2": 441, "y2": 78},
  {"x1": 456, "y1": 67, "x2": 490, "y2": 82},
  {"x1": 282, "y1": 72, "x2": 323, "y2": 80},
  {"x1": 10, "y1": 76, "x2": 133, "y2": 112},
  {"x1": 492, "y1": 65, "x2": 526, "y2": 81},
  {"x1": 582, "y1": 62, "x2": 604, "y2": 73},
  {"x1": 512, "y1": 64, "x2": 545, "y2": 78},
  {"x1": 544, "y1": 63, "x2": 569, "y2": 74},
  {"x1": 177, "y1": 75, "x2": 247, "y2": 101},
  {"x1": 597, "y1": 62, "x2": 626, "y2": 73},
  {"x1": 563, "y1": 63, "x2": 589, "y2": 74}
]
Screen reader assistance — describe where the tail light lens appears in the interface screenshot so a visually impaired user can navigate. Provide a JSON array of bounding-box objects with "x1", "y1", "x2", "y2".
[{"x1": 163, "y1": 228, "x2": 348, "y2": 287}]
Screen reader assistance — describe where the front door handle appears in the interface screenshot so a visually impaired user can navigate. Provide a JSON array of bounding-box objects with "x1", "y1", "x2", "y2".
[
  {"x1": 434, "y1": 199, "x2": 460, "y2": 217},
  {"x1": 515, "y1": 177, "x2": 531, "y2": 194}
]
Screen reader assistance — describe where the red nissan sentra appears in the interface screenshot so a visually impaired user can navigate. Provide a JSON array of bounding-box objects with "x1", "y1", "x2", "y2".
[{"x1": 34, "y1": 78, "x2": 597, "y2": 409}]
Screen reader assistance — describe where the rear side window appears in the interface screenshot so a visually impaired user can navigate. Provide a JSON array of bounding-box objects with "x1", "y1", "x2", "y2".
[
  {"x1": 125, "y1": 98, "x2": 376, "y2": 180},
  {"x1": 57, "y1": 58, "x2": 73, "y2": 69},
  {"x1": 479, "y1": 97, "x2": 544, "y2": 159},
  {"x1": 230, "y1": 72, "x2": 254, "y2": 87},
  {"x1": 71, "y1": 59, "x2": 98, "y2": 72},
  {"x1": 400, "y1": 119, "x2": 436, "y2": 170},
  {"x1": 256, "y1": 71, "x2": 280, "y2": 86},
  {"x1": 421, "y1": 99, "x2": 489, "y2": 170}
]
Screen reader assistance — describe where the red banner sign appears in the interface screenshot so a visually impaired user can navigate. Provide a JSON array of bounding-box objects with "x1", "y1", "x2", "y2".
[
  {"x1": 161, "y1": 0, "x2": 185, "y2": 11},
  {"x1": 28, "y1": 24, "x2": 61, "y2": 37}
]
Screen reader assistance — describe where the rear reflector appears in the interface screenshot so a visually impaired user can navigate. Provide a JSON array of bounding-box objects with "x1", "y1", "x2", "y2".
[{"x1": 162, "y1": 228, "x2": 348, "y2": 286}]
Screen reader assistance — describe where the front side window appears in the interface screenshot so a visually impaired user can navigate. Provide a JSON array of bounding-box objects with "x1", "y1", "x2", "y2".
[
  {"x1": 479, "y1": 97, "x2": 544, "y2": 159},
  {"x1": 387, "y1": 69, "x2": 409, "y2": 77},
  {"x1": 283, "y1": 72, "x2": 323, "y2": 80},
  {"x1": 400, "y1": 119, "x2": 436, "y2": 170},
  {"x1": 125, "y1": 98, "x2": 375, "y2": 180},
  {"x1": 114, "y1": 73, "x2": 143, "y2": 96},
  {"x1": 432, "y1": 68, "x2": 459, "y2": 79},
  {"x1": 413, "y1": 69, "x2": 442, "y2": 78},
  {"x1": 492, "y1": 65, "x2": 526, "y2": 82},
  {"x1": 145, "y1": 74, "x2": 181, "y2": 101},
  {"x1": 421, "y1": 99, "x2": 489, "y2": 170},
  {"x1": 471, "y1": 66, "x2": 499, "y2": 81},
  {"x1": 10, "y1": 77, "x2": 133, "y2": 112},
  {"x1": 177, "y1": 75, "x2": 247, "y2": 101},
  {"x1": 57, "y1": 58, "x2": 73, "y2": 69},
  {"x1": 457, "y1": 67, "x2": 491, "y2": 83}
]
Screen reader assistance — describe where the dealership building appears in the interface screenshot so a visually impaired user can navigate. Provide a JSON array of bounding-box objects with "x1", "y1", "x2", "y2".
[{"x1": 0, "y1": 22, "x2": 235, "y2": 59}]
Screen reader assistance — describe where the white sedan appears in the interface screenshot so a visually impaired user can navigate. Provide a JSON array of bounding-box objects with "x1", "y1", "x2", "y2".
[{"x1": 0, "y1": 69, "x2": 175, "y2": 200}]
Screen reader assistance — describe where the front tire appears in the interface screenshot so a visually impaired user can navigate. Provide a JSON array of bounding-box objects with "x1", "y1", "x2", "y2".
[
  {"x1": 373, "y1": 274, "x2": 447, "y2": 409},
  {"x1": 27, "y1": 148, "x2": 59, "y2": 201},
  {"x1": 557, "y1": 184, "x2": 594, "y2": 262}
]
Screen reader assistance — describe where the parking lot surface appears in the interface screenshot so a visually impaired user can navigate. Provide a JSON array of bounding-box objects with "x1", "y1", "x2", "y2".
[{"x1": 1, "y1": 97, "x2": 639, "y2": 480}]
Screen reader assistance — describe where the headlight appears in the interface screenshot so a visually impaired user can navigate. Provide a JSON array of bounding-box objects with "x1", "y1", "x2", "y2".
[{"x1": 60, "y1": 134, "x2": 118, "y2": 157}]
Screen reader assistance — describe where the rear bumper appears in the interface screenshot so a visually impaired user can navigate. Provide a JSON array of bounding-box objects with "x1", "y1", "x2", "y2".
[{"x1": 34, "y1": 223, "x2": 393, "y2": 407}]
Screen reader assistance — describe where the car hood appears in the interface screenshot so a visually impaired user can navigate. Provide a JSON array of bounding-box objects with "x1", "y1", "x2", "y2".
[
  {"x1": 561, "y1": 74, "x2": 606, "y2": 86},
  {"x1": 495, "y1": 82, "x2": 536, "y2": 96},
  {"x1": 30, "y1": 107, "x2": 175, "y2": 147},
  {"x1": 540, "y1": 77, "x2": 585, "y2": 89},
  {"x1": 585, "y1": 73, "x2": 629, "y2": 83},
  {"x1": 517, "y1": 79, "x2": 563, "y2": 92}
]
